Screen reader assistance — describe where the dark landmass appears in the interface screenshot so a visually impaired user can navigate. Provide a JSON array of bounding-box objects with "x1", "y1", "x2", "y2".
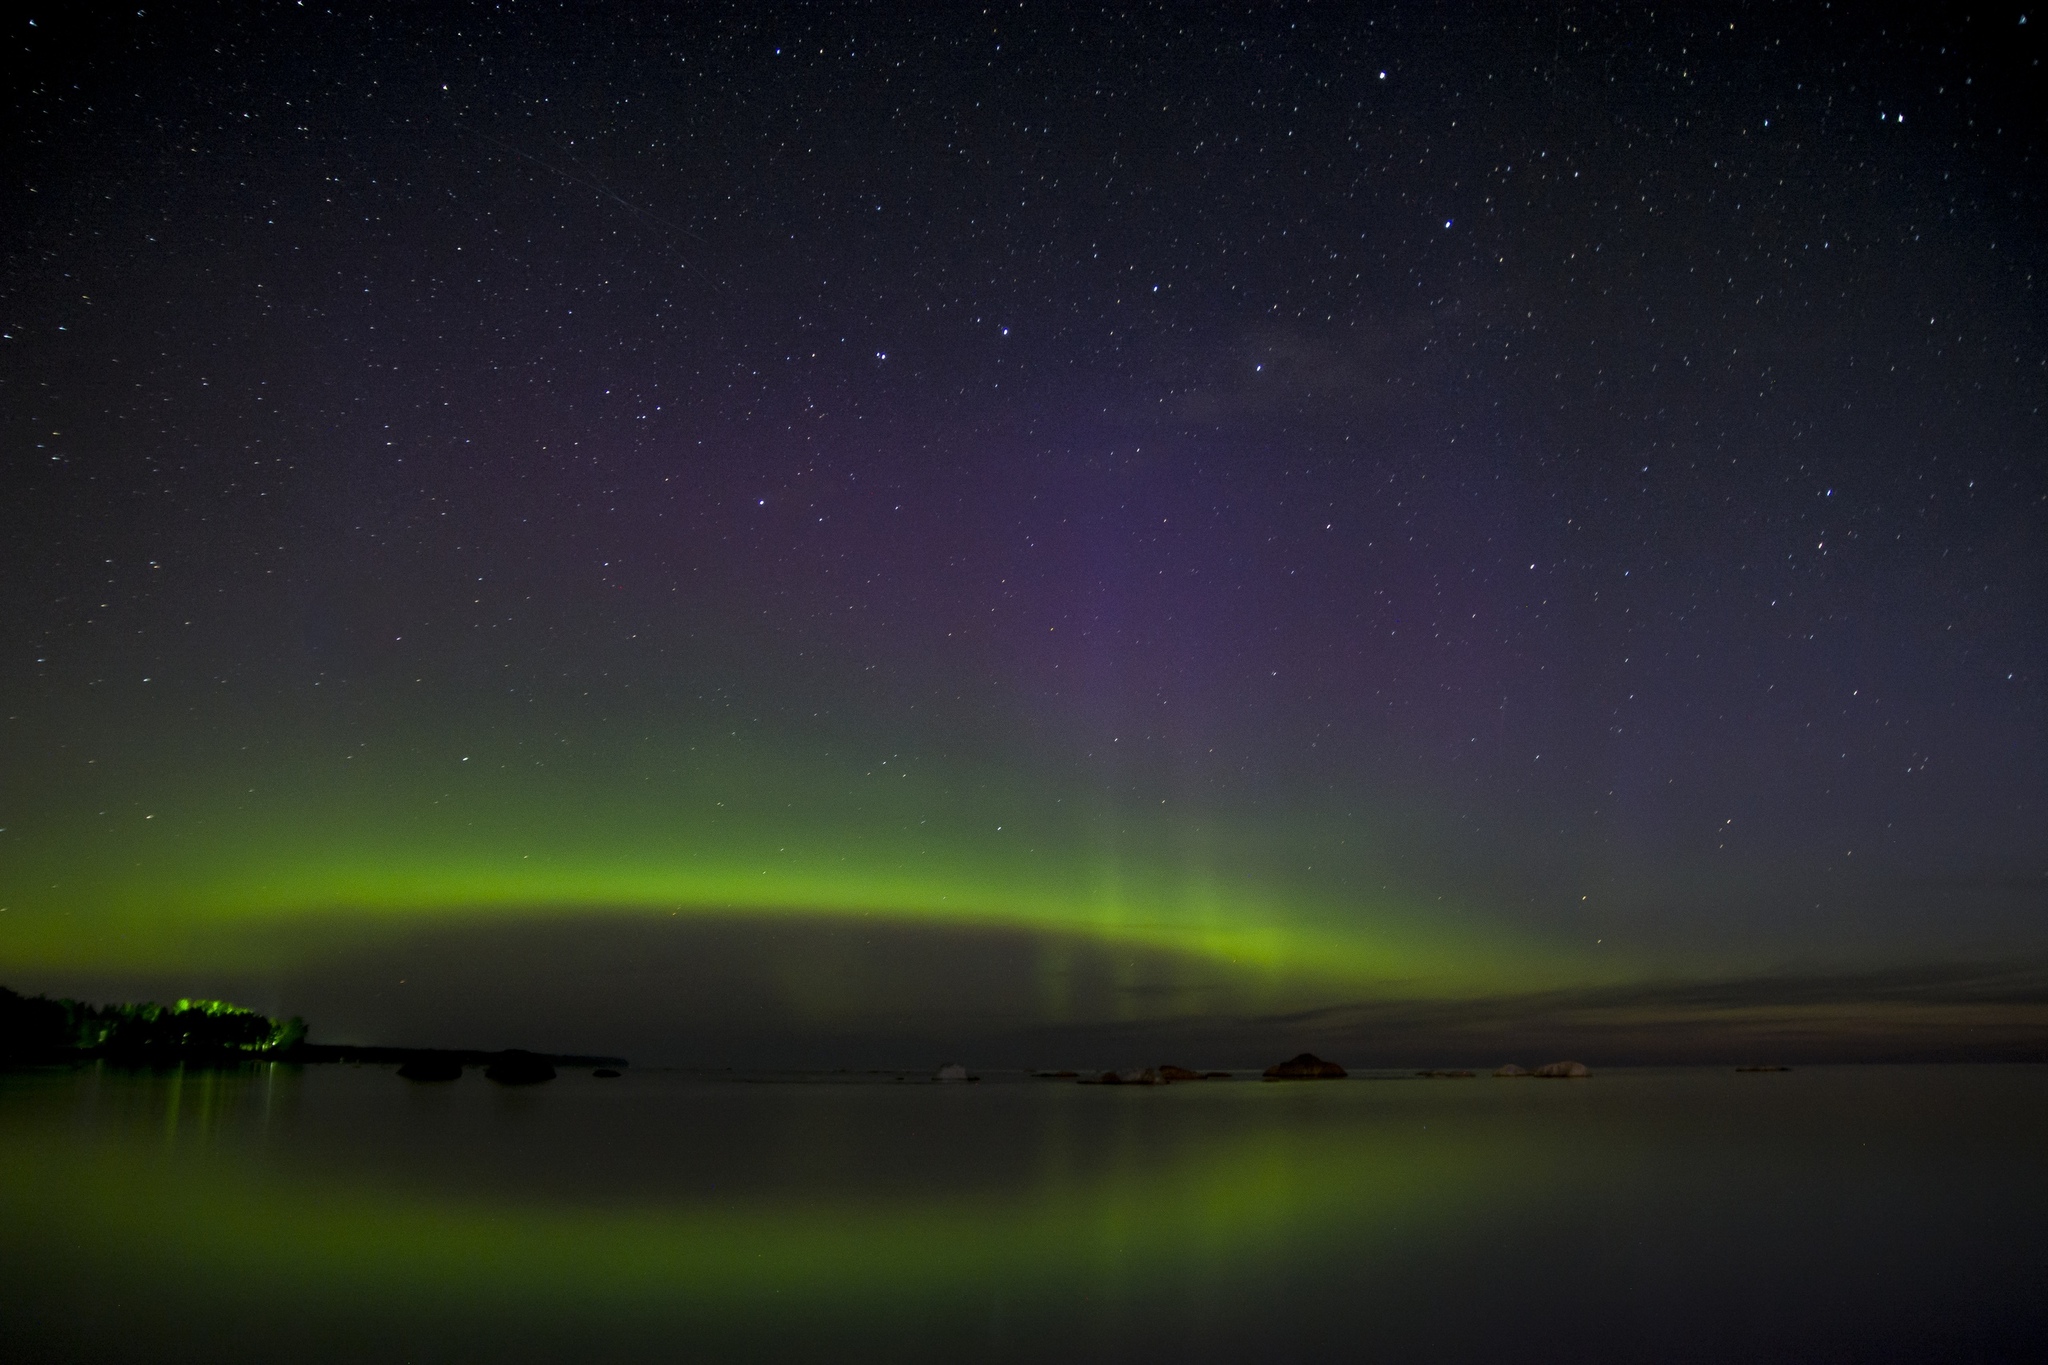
[
  {"x1": 1263, "y1": 1052, "x2": 1348, "y2": 1079},
  {"x1": 2, "y1": 983, "x2": 304, "y2": 1065},
  {"x1": 1532, "y1": 1060, "x2": 1592, "y2": 1078},
  {"x1": 1079, "y1": 1068, "x2": 1163, "y2": 1084},
  {"x1": 1077, "y1": 1064, "x2": 1241, "y2": 1084},
  {"x1": 2, "y1": 985, "x2": 623, "y2": 1073},
  {"x1": 297, "y1": 1042, "x2": 624, "y2": 1069},
  {"x1": 484, "y1": 1050, "x2": 558, "y2": 1084}
]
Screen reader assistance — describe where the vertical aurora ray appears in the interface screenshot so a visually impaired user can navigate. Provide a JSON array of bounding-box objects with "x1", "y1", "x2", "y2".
[
  {"x1": 0, "y1": 704, "x2": 1601, "y2": 1001},
  {"x1": 0, "y1": 3, "x2": 2037, "y2": 1050}
]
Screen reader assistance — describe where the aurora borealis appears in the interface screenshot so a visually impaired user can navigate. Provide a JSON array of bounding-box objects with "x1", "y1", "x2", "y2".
[{"x1": 2, "y1": 3, "x2": 2043, "y2": 1062}]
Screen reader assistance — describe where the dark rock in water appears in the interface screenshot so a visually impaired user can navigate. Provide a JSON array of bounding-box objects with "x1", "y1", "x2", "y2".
[
  {"x1": 1532, "y1": 1060, "x2": 1590, "y2": 1078},
  {"x1": 1494, "y1": 1064, "x2": 1528, "y2": 1077},
  {"x1": 396, "y1": 1054, "x2": 463, "y2": 1082},
  {"x1": 1156, "y1": 1064, "x2": 1204, "y2": 1082},
  {"x1": 592, "y1": 1068, "x2": 622, "y2": 1078},
  {"x1": 1736, "y1": 1065, "x2": 1792, "y2": 1072},
  {"x1": 1118, "y1": 1067, "x2": 1165, "y2": 1085},
  {"x1": 1263, "y1": 1052, "x2": 1347, "y2": 1080},
  {"x1": 485, "y1": 1050, "x2": 557, "y2": 1085}
]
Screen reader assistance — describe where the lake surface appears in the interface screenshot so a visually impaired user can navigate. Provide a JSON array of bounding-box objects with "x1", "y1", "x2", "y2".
[{"x1": 3, "y1": 1063, "x2": 2043, "y2": 1362}]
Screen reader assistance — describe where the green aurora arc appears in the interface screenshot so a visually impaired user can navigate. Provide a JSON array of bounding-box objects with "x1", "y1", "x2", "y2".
[{"x1": 0, "y1": 709, "x2": 1617, "y2": 1010}]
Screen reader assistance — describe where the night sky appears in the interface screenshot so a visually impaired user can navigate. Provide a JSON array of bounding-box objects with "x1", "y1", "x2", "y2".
[{"x1": 2, "y1": 3, "x2": 2042, "y2": 1063}]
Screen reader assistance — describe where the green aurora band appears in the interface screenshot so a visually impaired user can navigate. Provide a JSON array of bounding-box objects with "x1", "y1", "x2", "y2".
[{"x1": 0, "y1": 711, "x2": 1616, "y2": 1006}]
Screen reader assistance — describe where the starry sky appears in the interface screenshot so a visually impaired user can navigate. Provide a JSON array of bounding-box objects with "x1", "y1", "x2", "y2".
[{"x1": 1, "y1": 3, "x2": 2042, "y2": 1062}]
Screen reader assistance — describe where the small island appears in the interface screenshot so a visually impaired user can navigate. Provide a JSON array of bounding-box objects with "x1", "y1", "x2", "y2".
[{"x1": 1263, "y1": 1052, "x2": 1348, "y2": 1079}]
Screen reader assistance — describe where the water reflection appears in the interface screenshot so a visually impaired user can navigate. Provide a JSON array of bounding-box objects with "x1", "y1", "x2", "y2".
[{"x1": 3, "y1": 1066, "x2": 2044, "y2": 1362}]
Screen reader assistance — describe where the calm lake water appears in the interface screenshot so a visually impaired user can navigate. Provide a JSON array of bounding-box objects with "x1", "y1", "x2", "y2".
[{"x1": 3, "y1": 1063, "x2": 2044, "y2": 1363}]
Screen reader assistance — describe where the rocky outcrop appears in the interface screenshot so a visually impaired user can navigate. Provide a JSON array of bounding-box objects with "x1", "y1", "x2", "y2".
[
  {"x1": 1262, "y1": 1052, "x2": 1347, "y2": 1079},
  {"x1": 1532, "y1": 1060, "x2": 1590, "y2": 1078},
  {"x1": 485, "y1": 1050, "x2": 557, "y2": 1085},
  {"x1": 1493, "y1": 1064, "x2": 1528, "y2": 1077},
  {"x1": 935, "y1": 1063, "x2": 971, "y2": 1082},
  {"x1": 1156, "y1": 1065, "x2": 1205, "y2": 1082}
]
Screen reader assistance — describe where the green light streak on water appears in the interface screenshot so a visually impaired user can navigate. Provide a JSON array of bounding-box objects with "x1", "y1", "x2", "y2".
[
  {"x1": 9, "y1": 1067, "x2": 2044, "y2": 1361},
  {"x1": 0, "y1": 1071, "x2": 1503, "y2": 1324}
]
